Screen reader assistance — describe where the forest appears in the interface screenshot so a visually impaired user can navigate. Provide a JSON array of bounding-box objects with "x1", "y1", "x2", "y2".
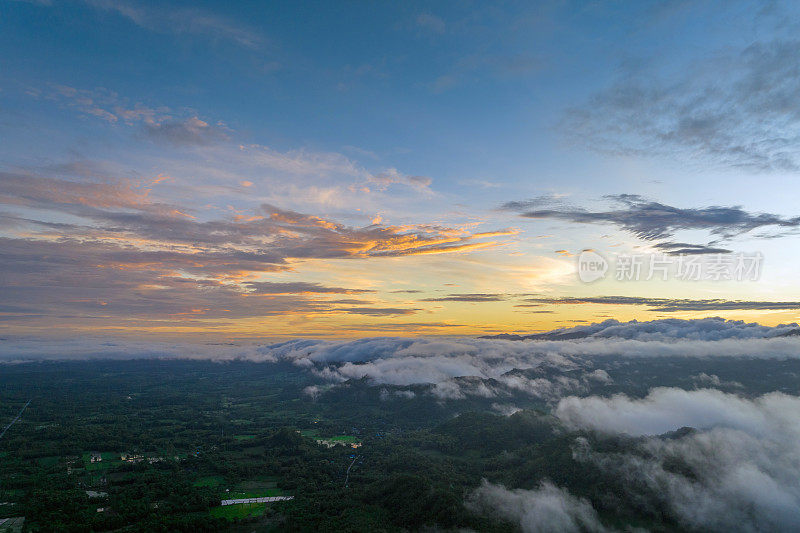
[{"x1": 1, "y1": 355, "x2": 798, "y2": 532}]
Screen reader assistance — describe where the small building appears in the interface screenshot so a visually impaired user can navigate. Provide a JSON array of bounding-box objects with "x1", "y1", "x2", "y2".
[{"x1": 89, "y1": 452, "x2": 102, "y2": 463}]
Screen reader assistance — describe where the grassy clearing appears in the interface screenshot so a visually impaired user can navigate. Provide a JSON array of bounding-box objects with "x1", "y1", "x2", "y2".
[
  {"x1": 193, "y1": 475, "x2": 225, "y2": 487},
  {"x1": 210, "y1": 502, "x2": 266, "y2": 520},
  {"x1": 236, "y1": 477, "x2": 278, "y2": 490},
  {"x1": 36, "y1": 456, "x2": 60, "y2": 467},
  {"x1": 326, "y1": 435, "x2": 358, "y2": 443}
]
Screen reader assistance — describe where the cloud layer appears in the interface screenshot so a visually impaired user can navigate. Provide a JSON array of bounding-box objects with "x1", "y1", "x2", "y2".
[
  {"x1": 0, "y1": 170, "x2": 508, "y2": 325},
  {"x1": 563, "y1": 388, "x2": 800, "y2": 532},
  {"x1": 6, "y1": 319, "x2": 800, "y2": 410},
  {"x1": 469, "y1": 480, "x2": 608, "y2": 533}
]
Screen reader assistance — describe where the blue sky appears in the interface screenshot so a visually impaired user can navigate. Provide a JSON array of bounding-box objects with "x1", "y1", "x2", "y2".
[{"x1": 2, "y1": 0, "x2": 800, "y2": 338}]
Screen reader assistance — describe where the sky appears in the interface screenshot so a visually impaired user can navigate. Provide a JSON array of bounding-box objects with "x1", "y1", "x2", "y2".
[{"x1": 2, "y1": 0, "x2": 800, "y2": 340}]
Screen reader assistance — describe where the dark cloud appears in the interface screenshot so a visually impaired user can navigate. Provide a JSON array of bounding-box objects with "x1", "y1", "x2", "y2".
[
  {"x1": 421, "y1": 293, "x2": 507, "y2": 302},
  {"x1": 0, "y1": 236, "x2": 426, "y2": 325},
  {"x1": 503, "y1": 193, "x2": 800, "y2": 242},
  {"x1": 0, "y1": 237, "x2": 323, "y2": 322},
  {"x1": 653, "y1": 242, "x2": 733, "y2": 255},
  {"x1": 338, "y1": 307, "x2": 421, "y2": 316},
  {"x1": 563, "y1": 38, "x2": 800, "y2": 171},
  {"x1": 523, "y1": 296, "x2": 800, "y2": 313},
  {"x1": 245, "y1": 282, "x2": 374, "y2": 295},
  {"x1": 323, "y1": 299, "x2": 374, "y2": 305}
]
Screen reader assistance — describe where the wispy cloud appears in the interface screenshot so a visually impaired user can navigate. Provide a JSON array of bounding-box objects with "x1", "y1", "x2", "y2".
[
  {"x1": 368, "y1": 168, "x2": 434, "y2": 194},
  {"x1": 46, "y1": 85, "x2": 228, "y2": 146},
  {"x1": 143, "y1": 116, "x2": 229, "y2": 146},
  {"x1": 430, "y1": 53, "x2": 542, "y2": 93},
  {"x1": 244, "y1": 282, "x2": 375, "y2": 295},
  {"x1": 83, "y1": 0, "x2": 264, "y2": 49},
  {"x1": 563, "y1": 38, "x2": 800, "y2": 171},
  {"x1": 416, "y1": 12, "x2": 446, "y2": 34}
]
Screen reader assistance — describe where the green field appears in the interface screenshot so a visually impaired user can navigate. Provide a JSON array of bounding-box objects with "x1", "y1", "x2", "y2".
[
  {"x1": 192, "y1": 475, "x2": 225, "y2": 487},
  {"x1": 326, "y1": 435, "x2": 358, "y2": 443},
  {"x1": 236, "y1": 476, "x2": 279, "y2": 489},
  {"x1": 36, "y1": 456, "x2": 60, "y2": 467},
  {"x1": 314, "y1": 434, "x2": 359, "y2": 446},
  {"x1": 210, "y1": 503, "x2": 266, "y2": 520},
  {"x1": 221, "y1": 475, "x2": 286, "y2": 499}
]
